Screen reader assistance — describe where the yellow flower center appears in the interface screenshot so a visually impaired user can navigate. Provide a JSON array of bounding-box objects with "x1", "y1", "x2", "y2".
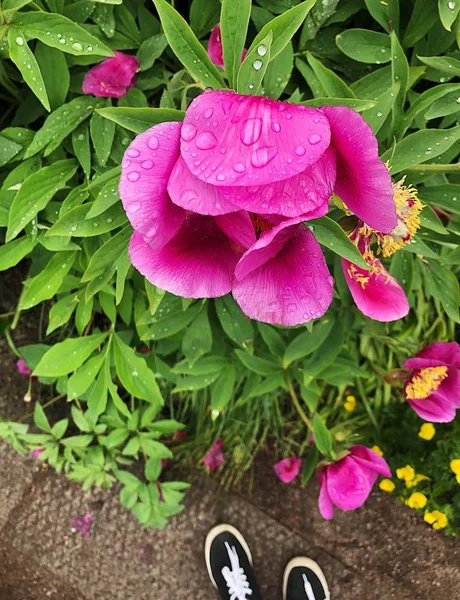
[{"x1": 405, "y1": 366, "x2": 448, "y2": 400}]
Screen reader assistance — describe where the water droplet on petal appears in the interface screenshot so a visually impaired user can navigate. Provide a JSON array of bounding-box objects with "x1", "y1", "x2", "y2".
[
  {"x1": 271, "y1": 122, "x2": 281, "y2": 133},
  {"x1": 251, "y1": 147, "x2": 277, "y2": 168},
  {"x1": 196, "y1": 131, "x2": 218, "y2": 150},
  {"x1": 308, "y1": 134, "x2": 322, "y2": 145},
  {"x1": 127, "y1": 171, "x2": 140, "y2": 182},
  {"x1": 128, "y1": 202, "x2": 141, "y2": 214},
  {"x1": 233, "y1": 162, "x2": 246, "y2": 173},
  {"x1": 204, "y1": 107, "x2": 214, "y2": 118},
  {"x1": 147, "y1": 135, "x2": 159, "y2": 150},
  {"x1": 127, "y1": 148, "x2": 140, "y2": 158},
  {"x1": 141, "y1": 160, "x2": 154, "y2": 169},
  {"x1": 181, "y1": 123, "x2": 197, "y2": 142},
  {"x1": 216, "y1": 173, "x2": 226, "y2": 181},
  {"x1": 222, "y1": 100, "x2": 233, "y2": 113},
  {"x1": 181, "y1": 190, "x2": 197, "y2": 204},
  {"x1": 240, "y1": 118, "x2": 263, "y2": 146},
  {"x1": 295, "y1": 146, "x2": 306, "y2": 156}
]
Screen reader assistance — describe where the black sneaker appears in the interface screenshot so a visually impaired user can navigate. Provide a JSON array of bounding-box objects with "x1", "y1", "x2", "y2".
[
  {"x1": 205, "y1": 524, "x2": 261, "y2": 600},
  {"x1": 283, "y1": 557, "x2": 330, "y2": 600}
]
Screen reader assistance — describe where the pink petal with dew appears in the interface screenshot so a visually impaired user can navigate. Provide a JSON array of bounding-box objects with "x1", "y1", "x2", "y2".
[
  {"x1": 318, "y1": 470, "x2": 335, "y2": 520},
  {"x1": 129, "y1": 213, "x2": 243, "y2": 299},
  {"x1": 342, "y1": 258, "x2": 409, "y2": 322},
  {"x1": 16, "y1": 358, "x2": 31, "y2": 376},
  {"x1": 219, "y1": 147, "x2": 336, "y2": 217},
  {"x1": 167, "y1": 156, "x2": 239, "y2": 215},
  {"x1": 119, "y1": 122, "x2": 185, "y2": 249},
  {"x1": 181, "y1": 90, "x2": 331, "y2": 187},
  {"x1": 404, "y1": 341, "x2": 460, "y2": 370},
  {"x1": 233, "y1": 218, "x2": 334, "y2": 326},
  {"x1": 407, "y1": 390, "x2": 457, "y2": 423},
  {"x1": 326, "y1": 456, "x2": 373, "y2": 511},
  {"x1": 274, "y1": 457, "x2": 302, "y2": 484},
  {"x1": 207, "y1": 24, "x2": 224, "y2": 68},
  {"x1": 320, "y1": 106, "x2": 396, "y2": 233},
  {"x1": 203, "y1": 439, "x2": 224, "y2": 471},
  {"x1": 214, "y1": 211, "x2": 256, "y2": 249},
  {"x1": 82, "y1": 51, "x2": 138, "y2": 98},
  {"x1": 349, "y1": 445, "x2": 391, "y2": 478}
]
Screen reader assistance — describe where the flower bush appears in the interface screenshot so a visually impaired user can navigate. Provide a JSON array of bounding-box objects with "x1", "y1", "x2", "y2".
[{"x1": 0, "y1": 0, "x2": 459, "y2": 533}]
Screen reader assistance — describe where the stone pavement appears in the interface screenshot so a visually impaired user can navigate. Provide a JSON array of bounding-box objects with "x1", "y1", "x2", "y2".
[{"x1": 0, "y1": 445, "x2": 459, "y2": 600}]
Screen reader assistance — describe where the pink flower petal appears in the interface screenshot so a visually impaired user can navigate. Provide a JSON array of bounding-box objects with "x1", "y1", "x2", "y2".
[
  {"x1": 207, "y1": 24, "x2": 224, "y2": 68},
  {"x1": 181, "y1": 90, "x2": 331, "y2": 187},
  {"x1": 203, "y1": 438, "x2": 224, "y2": 471},
  {"x1": 326, "y1": 456, "x2": 373, "y2": 511},
  {"x1": 349, "y1": 445, "x2": 391, "y2": 478},
  {"x1": 16, "y1": 358, "x2": 31, "y2": 376},
  {"x1": 214, "y1": 211, "x2": 256, "y2": 249},
  {"x1": 318, "y1": 470, "x2": 335, "y2": 520},
  {"x1": 129, "y1": 213, "x2": 243, "y2": 298},
  {"x1": 167, "y1": 156, "x2": 239, "y2": 215},
  {"x1": 233, "y1": 218, "x2": 334, "y2": 325},
  {"x1": 320, "y1": 106, "x2": 396, "y2": 233},
  {"x1": 404, "y1": 342, "x2": 460, "y2": 370},
  {"x1": 342, "y1": 257, "x2": 409, "y2": 322},
  {"x1": 119, "y1": 122, "x2": 185, "y2": 249},
  {"x1": 82, "y1": 51, "x2": 138, "y2": 98},
  {"x1": 407, "y1": 391, "x2": 457, "y2": 423},
  {"x1": 219, "y1": 147, "x2": 337, "y2": 217},
  {"x1": 274, "y1": 457, "x2": 302, "y2": 483}
]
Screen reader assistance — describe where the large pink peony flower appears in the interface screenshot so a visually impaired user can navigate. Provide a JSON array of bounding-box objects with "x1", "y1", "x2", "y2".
[
  {"x1": 119, "y1": 90, "x2": 396, "y2": 325},
  {"x1": 403, "y1": 342, "x2": 460, "y2": 422},
  {"x1": 207, "y1": 24, "x2": 247, "y2": 69},
  {"x1": 318, "y1": 445, "x2": 391, "y2": 519},
  {"x1": 82, "y1": 51, "x2": 139, "y2": 98},
  {"x1": 342, "y1": 223, "x2": 409, "y2": 322}
]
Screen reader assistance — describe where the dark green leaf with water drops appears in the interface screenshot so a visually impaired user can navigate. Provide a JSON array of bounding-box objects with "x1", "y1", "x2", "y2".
[
  {"x1": 362, "y1": 82, "x2": 399, "y2": 134},
  {"x1": 34, "y1": 42, "x2": 69, "y2": 111},
  {"x1": 438, "y1": 0, "x2": 460, "y2": 31},
  {"x1": 237, "y1": 31, "x2": 273, "y2": 95},
  {"x1": 306, "y1": 52, "x2": 354, "y2": 98},
  {"x1": 221, "y1": 0, "x2": 252, "y2": 88},
  {"x1": 336, "y1": 29, "x2": 391, "y2": 64},
  {"x1": 417, "y1": 55, "x2": 460, "y2": 77},
  {"x1": 90, "y1": 108, "x2": 116, "y2": 166},
  {"x1": 46, "y1": 203, "x2": 127, "y2": 237},
  {"x1": 215, "y1": 296, "x2": 254, "y2": 350},
  {"x1": 0, "y1": 236, "x2": 36, "y2": 271},
  {"x1": 96, "y1": 107, "x2": 184, "y2": 133},
  {"x1": 264, "y1": 42, "x2": 293, "y2": 100},
  {"x1": 137, "y1": 33, "x2": 168, "y2": 72},
  {"x1": 33, "y1": 333, "x2": 108, "y2": 377}
]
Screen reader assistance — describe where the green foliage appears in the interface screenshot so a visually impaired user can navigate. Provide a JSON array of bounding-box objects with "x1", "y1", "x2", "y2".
[{"x1": 0, "y1": 0, "x2": 459, "y2": 536}]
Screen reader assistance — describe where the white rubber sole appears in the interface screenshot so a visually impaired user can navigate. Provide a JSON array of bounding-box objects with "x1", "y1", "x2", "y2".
[
  {"x1": 205, "y1": 524, "x2": 254, "y2": 589},
  {"x1": 282, "y1": 556, "x2": 331, "y2": 600}
]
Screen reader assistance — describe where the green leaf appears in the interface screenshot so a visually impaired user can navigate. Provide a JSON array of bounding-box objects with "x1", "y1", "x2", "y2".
[
  {"x1": 247, "y1": 0, "x2": 316, "y2": 61},
  {"x1": 215, "y1": 295, "x2": 253, "y2": 350},
  {"x1": 426, "y1": 261, "x2": 460, "y2": 322},
  {"x1": 403, "y1": 0, "x2": 439, "y2": 47},
  {"x1": 15, "y1": 11, "x2": 113, "y2": 56},
  {"x1": 364, "y1": 0, "x2": 397, "y2": 33},
  {"x1": 142, "y1": 301, "x2": 200, "y2": 341},
  {"x1": 303, "y1": 317, "x2": 345, "y2": 381},
  {"x1": 306, "y1": 52, "x2": 354, "y2": 98},
  {"x1": 52, "y1": 419, "x2": 69, "y2": 440},
  {"x1": 237, "y1": 31, "x2": 273, "y2": 95},
  {"x1": 425, "y1": 89, "x2": 460, "y2": 120},
  {"x1": 390, "y1": 251, "x2": 413, "y2": 295},
  {"x1": 67, "y1": 353, "x2": 106, "y2": 400},
  {"x1": 284, "y1": 317, "x2": 335, "y2": 367},
  {"x1": 96, "y1": 107, "x2": 184, "y2": 133},
  {"x1": 246, "y1": 372, "x2": 285, "y2": 398},
  {"x1": 137, "y1": 33, "x2": 167, "y2": 71},
  {"x1": 438, "y1": 0, "x2": 460, "y2": 31},
  {"x1": 46, "y1": 203, "x2": 127, "y2": 237},
  {"x1": 381, "y1": 126, "x2": 460, "y2": 173},
  {"x1": 336, "y1": 29, "x2": 391, "y2": 64},
  {"x1": 87, "y1": 365, "x2": 109, "y2": 419},
  {"x1": 312, "y1": 414, "x2": 333, "y2": 457},
  {"x1": 86, "y1": 178, "x2": 119, "y2": 219},
  {"x1": 90, "y1": 109, "x2": 116, "y2": 166},
  {"x1": 362, "y1": 82, "x2": 400, "y2": 134},
  {"x1": 234, "y1": 350, "x2": 281, "y2": 375},
  {"x1": 6, "y1": 160, "x2": 78, "y2": 242},
  {"x1": 264, "y1": 42, "x2": 293, "y2": 100},
  {"x1": 33, "y1": 333, "x2": 107, "y2": 377},
  {"x1": 301, "y1": 445, "x2": 318, "y2": 486},
  {"x1": 418, "y1": 185, "x2": 460, "y2": 215},
  {"x1": 420, "y1": 205, "x2": 449, "y2": 235},
  {"x1": 417, "y1": 55, "x2": 460, "y2": 78},
  {"x1": 82, "y1": 226, "x2": 131, "y2": 281},
  {"x1": 34, "y1": 42, "x2": 69, "y2": 110},
  {"x1": 307, "y1": 216, "x2": 369, "y2": 269},
  {"x1": 257, "y1": 323, "x2": 286, "y2": 357},
  {"x1": 390, "y1": 32, "x2": 408, "y2": 132},
  {"x1": 72, "y1": 124, "x2": 91, "y2": 177},
  {"x1": 0, "y1": 135, "x2": 22, "y2": 167},
  {"x1": 173, "y1": 372, "x2": 221, "y2": 393},
  {"x1": 152, "y1": 0, "x2": 225, "y2": 89},
  {"x1": 113, "y1": 333, "x2": 163, "y2": 406},
  {"x1": 301, "y1": 97, "x2": 376, "y2": 111},
  {"x1": 182, "y1": 307, "x2": 212, "y2": 366},
  {"x1": 0, "y1": 236, "x2": 36, "y2": 271},
  {"x1": 8, "y1": 27, "x2": 50, "y2": 111},
  {"x1": 19, "y1": 251, "x2": 76, "y2": 310},
  {"x1": 401, "y1": 83, "x2": 460, "y2": 135},
  {"x1": 145, "y1": 457, "x2": 162, "y2": 482},
  {"x1": 75, "y1": 296, "x2": 94, "y2": 335},
  {"x1": 46, "y1": 295, "x2": 78, "y2": 335},
  {"x1": 34, "y1": 402, "x2": 51, "y2": 432},
  {"x1": 221, "y1": 0, "x2": 252, "y2": 88},
  {"x1": 211, "y1": 365, "x2": 237, "y2": 412}
]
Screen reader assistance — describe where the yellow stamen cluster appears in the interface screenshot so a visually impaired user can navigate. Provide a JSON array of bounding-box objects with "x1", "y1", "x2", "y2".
[
  {"x1": 405, "y1": 366, "x2": 448, "y2": 400},
  {"x1": 378, "y1": 178, "x2": 423, "y2": 257},
  {"x1": 347, "y1": 249, "x2": 388, "y2": 289}
]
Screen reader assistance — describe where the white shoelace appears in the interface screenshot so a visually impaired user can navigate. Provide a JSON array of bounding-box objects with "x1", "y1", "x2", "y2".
[
  {"x1": 221, "y1": 541, "x2": 253, "y2": 600},
  {"x1": 303, "y1": 573, "x2": 330, "y2": 600}
]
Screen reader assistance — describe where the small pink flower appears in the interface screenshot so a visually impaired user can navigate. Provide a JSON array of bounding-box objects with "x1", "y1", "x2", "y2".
[
  {"x1": 207, "y1": 24, "x2": 247, "y2": 69},
  {"x1": 203, "y1": 438, "x2": 224, "y2": 471},
  {"x1": 318, "y1": 445, "x2": 391, "y2": 520},
  {"x1": 274, "y1": 457, "x2": 302, "y2": 484},
  {"x1": 71, "y1": 513, "x2": 93, "y2": 538},
  {"x1": 16, "y1": 358, "x2": 31, "y2": 376},
  {"x1": 403, "y1": 342, "x2": 460, "y2": 422},
  {"x1": 82, "y1": 51, "x2": 139, "y2": 98},
  {"x1": 31, "y1": 448, "x2": 44, "y2": 459}
]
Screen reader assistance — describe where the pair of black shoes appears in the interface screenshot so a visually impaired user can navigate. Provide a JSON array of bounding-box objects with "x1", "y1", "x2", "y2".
[{"x1": 205, "y1": 524, "x2": 330, "y2": 600}]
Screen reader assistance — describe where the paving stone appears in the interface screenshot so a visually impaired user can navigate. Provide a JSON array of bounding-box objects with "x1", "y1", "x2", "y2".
[{"x1": 0, "y1": 444, "x2": 33, "y2": 530}]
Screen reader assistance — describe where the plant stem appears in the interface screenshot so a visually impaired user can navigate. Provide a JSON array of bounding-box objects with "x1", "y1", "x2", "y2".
[
  {"x1": 19, "y1": 394, "x2": 66, "y2": 422},
  {"x1": 404, "y1": 162, "x2": 460, "y2": 173},
  {"x1": 285, "y1": 376, "x2": 313, "y2": 431}
]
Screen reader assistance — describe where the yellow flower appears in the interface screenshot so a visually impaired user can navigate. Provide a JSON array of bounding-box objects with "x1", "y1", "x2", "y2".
[
  {"x1": 450, "y1": 459, "x2": 460, "y2": 475},
  {"x1": 424, "y1": 510, "x2": 448, "y2": 530},
  {"x1": 379, "y1": 479, "x2": 395, "y2": 493},
  {"x1": 406, "y1": 492, "x2": 428, "y2": 509},
  {"x1": 372, "y1": 445, "x2": 384, "y2": 456},
  {"x1": 343, "y1": 395, "x2": 356, "y2": 412},
  {"x1": 396, "y1": 465, "x2": 415, "y2": 482},
  {"x1": 406, "y1": 474, "x2": 430, "y2": 489},
  {"x1": 418, "y1": 423, "x2": 435, "y2": 441}
]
